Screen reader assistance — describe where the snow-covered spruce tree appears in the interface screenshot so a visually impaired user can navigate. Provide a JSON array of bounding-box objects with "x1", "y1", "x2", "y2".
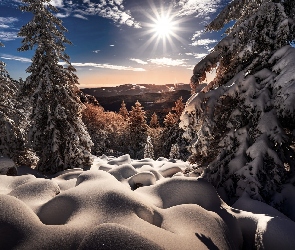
[
  {"x1": 128, "y1": 101, "x2": 148, "y2": 159},
  {"x1": 0, "y1": 43, "x2": 21, "y2": 160},
  {"x1": 18, "y1": 0, "x2": 93, "y2": 173},
  {"x1": 0, "y1": 42, "x2": 37, "y2": 166},
  {"x1": 144, "y1": 136, "x2": 154, "y2": 159},
  {"x1": 162, "y1": 97, "x2": 189, "y2": 160},
  {"x1": 181, "y1": 0, "x2": 295, "y2": 205}
]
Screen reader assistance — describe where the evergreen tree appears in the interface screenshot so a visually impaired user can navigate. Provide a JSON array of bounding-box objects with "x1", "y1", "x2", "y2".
[
  {"x1": 0, "y1": 42, "x2": 36, "y2": 166},
  {"x1": 148, "y1": 126, "x2": 163, "y2": 159},
  {"x1": 169, "y1": 144, "x2": 180, "y2": 160},
  {"x1": 172, "y1": 96, "x2": 185, "y2": 118},
  {"x1": 181, "y1": 0, "x2": 295, "y2": 205},
  {"x1": 128, "y1": 101, "x2": 148, "y2": 159},
  {"x1": 149, "y1": 112, "x2": 160, "y2": 128},
  {"x1": 190, "y1": 0, "x2": 295, "y2": 92},
  {"x1": 18, "y1": 0, "x2": 93, "y2": 173},
  {"x1": 162, "y1": 97, "x2": 189, "y2": 160},
  {"x1": 163, "y1": 112, "x2": 177, "y2": 128},
  {"x1": 119, "y1": 100, "x2": 129, "y2": 120},
  {"x1": 83, "y1": 104, "x2": 129, "y2": 156},
  {"x1": 144, "y1": 136, "x2": 154, "y2": 159},
  {"x1": 0, "y1": 44, "x2": 20, "y2": 159}
]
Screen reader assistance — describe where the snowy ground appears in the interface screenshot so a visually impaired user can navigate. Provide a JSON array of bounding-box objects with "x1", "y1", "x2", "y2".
[{"x1": 1, "y1": 155, "x2": 295, "y2": 249}]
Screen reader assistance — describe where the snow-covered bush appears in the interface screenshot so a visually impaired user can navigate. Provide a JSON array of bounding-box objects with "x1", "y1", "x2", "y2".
[{"x1": 144, "y1": 136, "x2": 154, "y2": 159}]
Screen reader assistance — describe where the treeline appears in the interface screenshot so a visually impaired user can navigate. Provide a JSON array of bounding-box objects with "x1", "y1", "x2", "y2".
[{"x1": 82, "y1": 97, "x2": 189, "y2": 160}]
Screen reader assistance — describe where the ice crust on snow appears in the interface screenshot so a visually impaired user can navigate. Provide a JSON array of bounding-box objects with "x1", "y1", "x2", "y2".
[{"x1": 0, "y1": 155, "x2": 295, "y2": 249}]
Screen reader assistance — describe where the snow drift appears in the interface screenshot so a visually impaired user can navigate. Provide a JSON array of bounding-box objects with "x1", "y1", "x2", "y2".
[{"x1": 1, "y1": 155, "x2": 295, "y2": 249}]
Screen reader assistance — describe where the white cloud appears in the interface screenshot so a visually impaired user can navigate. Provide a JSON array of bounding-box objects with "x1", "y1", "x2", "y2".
[
  {"x1": 0, "y1": 17, "x2": 19, "y2": 41},
  {"x1": 149, "y1": 57, "x2": 187, "y2": 67},
  {"x1": 73, "y1": 14, "x2": 88, "y2": 20},
  {"x1": 49, "y1": 0, "x2": 64, "y2": 8},
  {"x1": 0, "y1": 17, "x2": 18, "y2": 24},
  {"x1": 191, "y1": 39, "x2": 217, "y2": 46},
  {"x1": 130, "y1": 58, "x2": 148, "y2": 65},
  {"x1": 4, "y1": 0, "x2": 140, "y2": 28},
  {"x1": 93, "y1": 50, "x2": 100, "y2": 53},
  {"x1": 53, "y1": 0, "x2": 141, "y2": 28},
  {"x1": 0, "y1": 31, "x2": 18, "y2": 41},
  {"x1": 0, "y1": 25, "x2": 9, "y2": 29},
  {"x1": 176, "y1": 0, "x2": 221, "y2": 17},
  {"x1": 110, "y1": 45, "x2": 115, "y2": 47},
  {"x1": 0, "y1": 54, "x2": 31, "y2": 62},
  {"x1": 191, "y1": 30, "x2": 204, "y2": 40},
  {"x1": 71, "y1": 62, "x2": 146, "y2": 72},
  {"x1": 56, "y1": 12, "x2": 70, "y2": 18},
  {"x1": 185, "y1": 52, "x2": 207, "y2": 59},
  {"x1": 194, "y1": 53, "x2": 207, "y2": 59}
]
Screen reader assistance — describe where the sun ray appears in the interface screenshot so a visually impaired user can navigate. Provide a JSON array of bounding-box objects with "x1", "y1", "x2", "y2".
[{"x1": 136, "y1": 1, "x2": 189, "y2": 55}]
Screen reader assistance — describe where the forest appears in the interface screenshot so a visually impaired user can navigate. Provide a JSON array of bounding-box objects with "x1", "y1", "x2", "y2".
[{"x1": 1, "y1": 0, "x2": 295, "y2": 249}]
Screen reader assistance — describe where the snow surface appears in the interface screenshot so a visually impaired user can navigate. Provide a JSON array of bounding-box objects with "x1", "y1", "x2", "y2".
[{"x1": 1, "y1": 155, "x2": 295, "y2": 249}]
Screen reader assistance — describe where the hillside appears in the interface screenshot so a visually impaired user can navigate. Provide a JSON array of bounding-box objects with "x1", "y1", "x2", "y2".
[{"x1": 81, "y1": 83, "x2": 199, "y2": 124}]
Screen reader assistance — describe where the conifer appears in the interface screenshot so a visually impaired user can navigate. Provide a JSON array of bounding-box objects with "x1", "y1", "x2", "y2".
[
  {"x1": 0, "y1": 42, "x2": 36, "y2": 166},
  {"x1": 128, "y1": 101, "x2": 148, "y2": 159},
  {"x1": 119, "y1": 100, "x2": 129, "y2": 120},
  {"x1": 181, "y1": 0, "x2": 295, "y2": 205},
  {"x1": 149, "y1": 112, "x2": 160, "y2": 128},
  {"x1": 18, "y1": 0, "x2": 93, "y2": 173}
]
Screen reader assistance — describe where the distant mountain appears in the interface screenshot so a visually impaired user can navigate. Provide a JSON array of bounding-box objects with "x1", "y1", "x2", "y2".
[
  {"x1": 81, "y1": 83, "x2": 191, "y2": 98},
  {"x1": 80, "y1": 83, "x2": 205, "y2": 125}
]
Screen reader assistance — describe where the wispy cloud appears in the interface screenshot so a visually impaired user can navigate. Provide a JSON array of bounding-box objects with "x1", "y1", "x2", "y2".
[
  {"x1": 191, "y1": 30, "x2": 204, "y2": 40},
  {"x1": 130, "y1": 58, "x2": 148, "y2": 65},
  {"x1": 55, "y1": 0, "x2": 141, "y2": 28},
  {"x1": 185, "y1": 52, "x2": 207, "y2": 59},
  {"x1": 191, "y1": 39, "x2": 217, "y2": 46},
  {"x1": 93, "y1": 50, "x2": 100, "y2": 53},
  {"x1": 175, "y1": 0, "x2": 221, "y2": 18},
  {"x1": 149, "y1": 57, "x2": 187, "y2": 67},
  {"x1": 0, "y1": 17, "x2": 19, "y2": 41},
  {"x1": 0, "y1": 31, "x2": 18, "y2": 41},
  {"x1": 56, "y1": 12, "x2": 70, "y2": 18},
  {"x1": 0, "y1": 54, "x2": 31, "y2": 62},
  {"x1": 73, "y1": 14, "x2": 88, "y2": 20},
  {"x1": 71, "y1": 62, "x2": 146, "y2": 72},
  {"x1": 0, "y1": 17, "x2": 18, "y2": 26}
]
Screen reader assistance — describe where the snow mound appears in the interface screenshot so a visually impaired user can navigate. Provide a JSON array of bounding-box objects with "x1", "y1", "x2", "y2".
[{"x1": 0, "y1": 155, "x2": 295, "y2": 249}]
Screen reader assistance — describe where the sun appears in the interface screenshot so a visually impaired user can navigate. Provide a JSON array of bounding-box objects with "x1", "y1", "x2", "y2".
[
  {"x1": 153, "y1": 15, "x2": 174, "y2": 38},
  {"x1": 138, "y1": 1, "x2": 187, "y2": 54}
]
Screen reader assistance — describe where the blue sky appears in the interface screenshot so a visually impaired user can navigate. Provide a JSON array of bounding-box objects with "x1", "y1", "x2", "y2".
[{"x1": 0, "y1": 0, "x2": 230, "y2": 88}]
